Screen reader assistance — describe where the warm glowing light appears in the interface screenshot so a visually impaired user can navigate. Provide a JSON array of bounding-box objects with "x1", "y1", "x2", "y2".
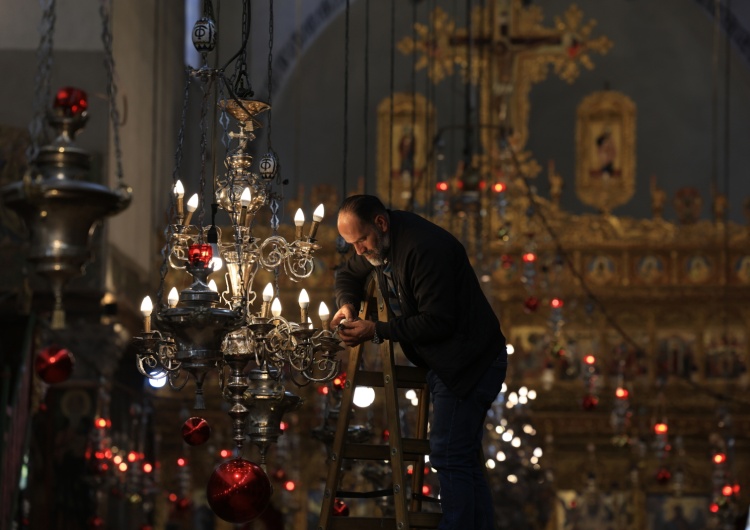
[
  {"x1": 148, "y1": 374, "x2": 167, "y2": 388},
  {"x1": 709, "y1": 503, "x2": 719, "y2": 513},
  {"x1": 713, "y1": 453, "x2": 727, "y2": 464},
  {"x1": 168, "y1": 287, "x2": 179, "y2": 308},
  {"x1": 550, "y1": 298, "x2": 563, "y2": 309},
  {"x1": 312, "y1": 204, "x2": 325, "y2": 222},
  {"x1": 436, "y1": 181, "x2": 449, "y2": 192},
  {"x1": 284, "y1": 480, "x2": 295, "y2": 492},
  {"x1": 333, "y1": 373, "x2": 346, "y2": 390},
  {"x1": 186, "y1": 193, "x2": 199, "y2": 212},
  {"x1": 140, "y1": 297, "x2": 153, "y2": 317},
  {"x1": 506, "y1": 343, "x2": 515, "y2": 355},
  {"x1": 298, "y1": 289, "x2": 310, "y2": 308},
  {"x1": 353, "y1": 386, "x2": 376, "y2": 408},
  {"x1": 177, "y1": 457, "x2": 187, "y2": 467},
  {"x1": 492, "y1": 182, "x2": 506, "y2": 193},
  {"x1": 240, "y1": 187, "x2": 252, "y2": 207},
  {"x1": 422, "y1": 485, "x2": 431, "y2": 495},
  {"x1": 208, "y1": 279, "x2": 218, "y2": 292},
  {"x1": 722, "y1": 485, "x2": 733, "y2": 496},
  {"x1": 522, "y1": 252, "x2": 536, "y2": 263},
  {"x1": 118, "y1": 462, "x2": 128, "y2": 472},
  {"x1": 271, "y1": 298, "x2": 282, "y2": 318},
  {"x1": 127, "y1": 451, "x2": 138, "y2": 463},
  {"x1": 294, "y1": 208, "x2": 305, "y2": 226},
  {"x1": 169, "y1": 493, "x2": 178, "y2": 503},
  {"x1": 318, "y1": 302, "x2": 329, "y2": 320},
  {"x1": 615, "y1": 387, "x2": 629, "y2": 399},
  {"x1": 654, "y1": 423, "x2": 668, "y2": 435},
  {"x1": 113, "y1": 455, "x2": 123, "y2": 465},
  {"x1": 173, "y1": 180, "x2": 185, "y2": 198},
  {"x1": 94, "y1": 417, "x2": 110, "y2": 429},
  {"x1": 263, "y1": 283, "x2": 274, "y2": 301},
  {"x1": 584, "y1": 354, "x2": 596, "y2": 365},
  {"x1": 279, "y1": 421, "x2": 287, "y2": 431},
  {"x1": 143, "y1": 463, "x2": 153, "y2": 473},
  {"x1": 220, "y1": 449, "x2": 231, "y2": 458}
]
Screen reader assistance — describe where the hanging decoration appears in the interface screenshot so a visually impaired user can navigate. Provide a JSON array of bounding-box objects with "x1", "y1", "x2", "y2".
[
  {"x1": 35, "y1": 345, "x2": 75, "y2": 384},
  {"x1": 206, "y1": 458, "x2": 272, "y2": 524}
]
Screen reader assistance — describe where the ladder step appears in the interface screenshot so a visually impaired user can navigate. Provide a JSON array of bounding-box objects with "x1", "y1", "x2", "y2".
[
  {"x1": 341, "y1": 438, "x2": 431, "y2": 460},
  {"x1": 326, "y1": 513, "x2": 442, "y2": 529},
  {"x1": 355, "y1": 366, "x2": 429, "y2": 388}
]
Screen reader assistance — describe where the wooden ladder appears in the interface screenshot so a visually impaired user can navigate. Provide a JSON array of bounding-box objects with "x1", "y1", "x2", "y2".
[{"x1": 317, "y1": 278, "x2": 442, "y2": 530}]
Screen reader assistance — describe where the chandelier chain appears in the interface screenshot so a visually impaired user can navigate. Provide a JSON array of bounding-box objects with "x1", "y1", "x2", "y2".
[
  {"x1": 26, "y1": 0, "x2": 56, "y2": 163},
  {"x1": 198, "y1": 77, "x2": 215, "y2": 232},
  {"x1": 99, "y1": 0, "x2": 126, "y2": 187},
  {"x1": 267, "y1": 0, "x2": 274, "y2": 149}
]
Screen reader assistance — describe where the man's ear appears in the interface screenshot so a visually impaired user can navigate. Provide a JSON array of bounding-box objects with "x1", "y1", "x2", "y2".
[{"x1": 374, "y1": 214, "x2": 389, "y2": 232}]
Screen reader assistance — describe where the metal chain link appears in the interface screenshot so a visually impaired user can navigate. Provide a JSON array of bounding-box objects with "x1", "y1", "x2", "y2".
[
  {"x1": 267, "y1": 0, "x2": 274, "y2": 149},
  {"x1": 197, "y1": 75, "x2": 215, "y2": 232},
  {"x1": 99, "y1": 0, "x2": 126, "y2": 187},
  {"x1": 27, "y1": 0, "x2": 56, "y2": 163}
]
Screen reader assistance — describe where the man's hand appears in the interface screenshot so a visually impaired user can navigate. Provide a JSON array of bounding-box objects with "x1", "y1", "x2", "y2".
[
  {"x1": 337, "y1": 319, "x2": 376, "y2": 347},
  {"x1": 331, "y1": 303, "x2": 357, "y2": 329}
]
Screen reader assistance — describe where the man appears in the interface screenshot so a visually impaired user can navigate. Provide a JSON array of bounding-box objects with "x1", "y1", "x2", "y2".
[{"x1": 331, "y1": 194, "x2": 507, "y2": 530}]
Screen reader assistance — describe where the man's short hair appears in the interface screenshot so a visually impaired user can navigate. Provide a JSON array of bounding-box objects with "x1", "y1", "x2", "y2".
[{"x1": 339, "y1": 195, "x2": 388, "y2": 225}]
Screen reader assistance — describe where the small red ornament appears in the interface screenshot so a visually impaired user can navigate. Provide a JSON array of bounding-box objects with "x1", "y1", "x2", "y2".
[
  {"x1": 54, "y1": 87, "x2": 88, "y2": 116},
  {"x1": 207, "y1": 458, "x2": 271, "y2": 523},
  {"x1": 177, "y1": 497, "x2": 192, "y2": 511},
  {"x1": 188, "y1": 243, "x2": 213, "y2": 268},
  {"x1": 182, "y1": 417, "x2": 211, "y2": 446},
  {"x1": 523, "y1": 296, "x2": 540, "y2": 314},
  {"x1": 581, "y1": 394, "x2": 599, "y2": 410},
  {"x1": 35, "y1": 345, "x2": 75, "y2": 384},
  {"x1": 332, "y1": 372, "x2": 346, "y2": 390},
  {"x1": 87, "y1": 515, "x2": 104, "y2": 529},
  {"x1": 333, "y1": 499, "x2": 350, "y2": 517},
  {"x1": 655, "y1": 467, "x2": 671, "y2": 484}
]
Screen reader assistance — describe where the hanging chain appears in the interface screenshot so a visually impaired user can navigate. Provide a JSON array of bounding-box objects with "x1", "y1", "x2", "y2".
[
  {"x1": 363, "y1": 0, "x2": 370, "y2": 192},
  {"x1": 27, "y1": 0, "x2": 56, "y2": 163},
  {"x1": 197, "y1": 76, "x2": 215, "y2": 233},
  {"x1": 267, "y1": 0, "x2": 274, "y2": 150},
  {"x1": 342, "y1": 0, "x2": 350, "y2": 199},
  {"x1": 99, "y1": 0, "x2": 126, "y2": 188},
  {"x1": 388, "y1": 0, "x2": 395, "y2": 208}
]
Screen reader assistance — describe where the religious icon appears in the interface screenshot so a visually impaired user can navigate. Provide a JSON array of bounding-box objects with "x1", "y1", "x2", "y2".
[
  {"x1": 685, "y1": 255, "x2": 710, "y2": 284},
  {"x1": 636, "y1": 255, "x2": 664, "y2": 284},
  {"x1": 575, "y1": 91, "x2": 636, "y2": 214},
  {"x1": 585, "y1": 254, "x2": 616, "y2": 285}
]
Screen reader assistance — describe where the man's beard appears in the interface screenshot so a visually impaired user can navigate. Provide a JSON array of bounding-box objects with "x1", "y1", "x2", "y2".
[{"x1": 364, "y1": 230, "x2": 390, "y2": 266}]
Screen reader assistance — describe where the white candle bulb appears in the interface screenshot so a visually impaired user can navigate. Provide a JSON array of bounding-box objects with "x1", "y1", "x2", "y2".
[
  {"x1": 312, "y1": 203, "x2": 325, "y2": 222},
  {"x1": 140, "y1": 296, "x2": 153, "y2": 317},
  {"x1": 263, "y1": 283, "x2": 274, "y2": 302},
  {"x1": 184, "y1": 193, "x2": 199, "y2": 225},
  {"x1": 271, "y1": 298, "x2": 282, "y2": 318},
  {"x1": 240, "y1": 187, "x2": 252, "y2": 207},
  {"x1": 298, "y1": 289, "x2": 310, "y2": 308},
  {"x1": 173, "y1": 180, "x2": 185, "y2": 199},
  {"x1": 210, "y1": 256, "x2": 223, "y2": 271},
  {"x1": 208, "y1": 279, "x2": 218, "y2": 292},
  {"x1": 167, "y1": 288, "x2": 179, "y2": 308},
  {"x1": 318, "y1": 302, "x2": 329, "y2": 320},
  {"x1": 294, "y1": 208, "x2": 305, "y2": 240}
]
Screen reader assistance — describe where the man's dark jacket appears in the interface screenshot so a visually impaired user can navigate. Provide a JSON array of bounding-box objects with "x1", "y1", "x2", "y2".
[{"x1": 335, "y1": 210, "x2": 507, "y2": 398}]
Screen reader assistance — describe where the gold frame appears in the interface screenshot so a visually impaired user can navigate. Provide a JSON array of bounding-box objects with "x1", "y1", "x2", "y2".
[{"x1": 575, "y1": 91, "x2": 637, "y2": 214}]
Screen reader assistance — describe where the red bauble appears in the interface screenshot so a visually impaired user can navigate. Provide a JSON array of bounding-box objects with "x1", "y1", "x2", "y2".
[
  {"x1": 655, "y1": 467, "x2": 672, "y2": 484},
  {"x1": 54, "y1": 87, "x2": 88, "y2": 116},
  {"x1": 207, "y1": 458, "x2": 271, "y2": 523},
  {"x1": 523, "y1": 296, "x2": 539, "y2": 313},
  {"x1": 182, "y1": 417, "x2": 211, "y2": 446},
  {"x1": 581, "y1": 394, "x2": 599, "y2": 410},
  {"x1": 333, "y1": 499, "x2": 350, "y2": 517},
  {"x1": 188, "y1": 243, "x2": 213, "y2": 268},
  {"x1": 35, "y1": 345, "x2": 75, "y2": 384}
]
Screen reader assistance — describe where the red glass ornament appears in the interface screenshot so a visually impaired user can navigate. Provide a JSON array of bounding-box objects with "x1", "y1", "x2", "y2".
[
  {"x1": 206, "y1": 458, "x2": 271, "y2": 523},
  {"x1": 188, "y1": 243, "x2": 213, "y2": 268},
  {"x1": 55, "y1": 87, "x2": 88, "y2": 116},
  {"x1": 581, "y1": 394, "x2": 599, "y2": 410},
  {"x1": 523, "y1": 296, "x2": 539, "y2": 314},
  {"x1": 492, "y1": 182, "x2": 506, "y2": 193},
  {"x1": 182, "y1": 417, "x2": 211, "y2": 446},
  {"x1": 35, "y1": 345, "x2": 75, "y2": 384},
  {"x1": 435, "y1": 181, "x2": 449, "y2": 192},
  {"x1": 332, "y1": 372, "x2": 346, "y2": 390},
  {"x1": 655, "y1": 467, "x2": 671, "y2": 484},
  {"x1": 177, "y1": 497, "x2": 192, "y2": 511},
  {"x1": 333, "y1": 499, "x2": 350, "y2": 517},
  {"x1": 550, "y1": 297, "x2": 564, "y2": 309}
]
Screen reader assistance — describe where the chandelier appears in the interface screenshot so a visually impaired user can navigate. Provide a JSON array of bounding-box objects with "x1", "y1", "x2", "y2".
[
  {"x1": 131, "y1": 3, "x2": 342, "y2": 521},
  {"x1": 0, "y1": 2, "x2": 131, "y2": 329}
]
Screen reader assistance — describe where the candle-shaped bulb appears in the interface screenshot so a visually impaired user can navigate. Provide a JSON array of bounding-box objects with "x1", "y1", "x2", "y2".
[
  {"x1": 299, "y1": 289, "x2": 310, "y2": 325},
  {"x1": 308, "y1": 203, "x2": 325, "y2": 239},
  {"x1": 167, "y1": 287, "x2": 179, "y2": 308},
  {"x1": 312, "y1": 203, "x2": 325, "y2": 222},
  {"x1": 184, "y1": 193, "x2": 199, "y2": 226},
  {"x1": 294, "y1": 208, "x2": 305, "y2": 240},
  {"x1": 140, "y1": 296, "x2": 153, "y2": 333},
  {"x1": 239, "y1": 187, "x2": 251, "y2": 225},
  {"x1": 260, "y1": 283, "x2": 274, "y2": 319},
  {"x1": 208, "y1": 279, "x2": 218, "y2": 292},
  {"x1": 319, "y1": 301, "x2": 330, "y2": 329},
  {"x1": 271, "y1": 298, "x2": 282, "y2": 318},
  {"x1": 210, "y1": 256, "x2": 223, "y2": 271},
  {"x1": 174, "y1": 180, "x2": 185, "y2": 218}
]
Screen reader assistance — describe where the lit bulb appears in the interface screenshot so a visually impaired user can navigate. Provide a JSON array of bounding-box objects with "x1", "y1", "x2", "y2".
[
  {"x1": 168, "y1": 288, "x2": 179, "y2": 308},
  {"x1": 263, "y1": 283, "x2": 274, "y2": 302},
  {"x1": 208, "y1": 279, "x2": 218, "y2": 292},
  {"x1": 240, "y1": 187, "x2": 252, "y2": 207},
  {"x1": 173, "y1": 180, "x2": 185, "y2": 198},
  {"x1": 319, "y1": 302, "x2": 330, "y2": 329},
  {"x1": 353, "y1": 386, "x2": 376, "y2": 408},
  {"x1": 148, "y1": 374, "x2": 167, "y2": 388},
  {"x1": 183, "y1": 193, "x2": 199, "y2": 226},
  {"x1": 210, "y1": 256, "x2": 223, "y2": 271},
  {"x1": 294, "y1": 208, "x2": 305, "y2": 240},
  {"x1": 312, "y1": 204, "x2": 324, "y2": 222},
  {"x1": 140, "y1": 296, "x2": 153, "y2": 317},
  {"x1": 271, "y1": 298, "x2": 282, "y2": 318},
  {"x1": 298, "y1": 289, "x2": 310, "y2": 308}
]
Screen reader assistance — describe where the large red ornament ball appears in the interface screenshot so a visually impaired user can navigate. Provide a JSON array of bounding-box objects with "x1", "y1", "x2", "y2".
[
  {"x1": 35, "y1": 345, "x2": 75, "y2": 384},
  {"x1": 207, "y1": 458, "x2": 272, "y2": 523},
  {"x1": 182, "y1": 417, "x2": 211, "y2": 446},
  {"x1": 523, "y1": 296, "x2": 540, "y2": 314}
]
